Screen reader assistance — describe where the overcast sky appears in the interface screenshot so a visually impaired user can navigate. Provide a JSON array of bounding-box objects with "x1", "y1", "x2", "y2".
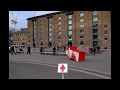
[{"x1": 9, "y1": 11, "x2": 60, "y2": 30}]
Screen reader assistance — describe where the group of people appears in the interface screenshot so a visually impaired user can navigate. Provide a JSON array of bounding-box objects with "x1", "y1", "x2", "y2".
[
  {"x1": 9, "y1": 46, "x2": 19, "y2": 55},
  {"x1": 40, "y1": 47, "x2": 56, "y2": 55},
  {"x1": 9, "y1": 45, "x2": 31, "y2": 55},
  {"x1": 10, "y1": 45, "x2": 100, "y2": 56},
  {"x1": 89, "y1": 45, "x2": 100, "y2": 55}
]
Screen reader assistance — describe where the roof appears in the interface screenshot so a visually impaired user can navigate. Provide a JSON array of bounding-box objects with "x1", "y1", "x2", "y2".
[
  {"x1": 26, "y1": 11, "x2": 73, "y2": 20},
  {"x1": 13, "y1": 29, "x2": 28, "y2": 34}
]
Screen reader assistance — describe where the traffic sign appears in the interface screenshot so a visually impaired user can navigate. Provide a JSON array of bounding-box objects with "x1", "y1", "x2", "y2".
[{"x1": 57, "y1": 63, "x2": 68, "y2": 73}]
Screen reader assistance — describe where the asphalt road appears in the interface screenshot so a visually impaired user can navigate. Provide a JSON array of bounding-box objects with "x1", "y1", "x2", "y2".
[{"x1": 9, "y1": 61, "x2": 110, "y2": 79}]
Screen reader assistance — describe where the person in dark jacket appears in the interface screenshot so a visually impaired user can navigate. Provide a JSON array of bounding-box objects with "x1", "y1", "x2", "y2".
[
  {"x1": 40, "y1": 47, "x2": 43, "y2": 54},
  {"x1": 93, "y1": 47, "x2": 96, "y2": 55},
  {"x1": 53, "y1": 47, "x2": 56, "y2": 55},
  {"x1": 27, "y1": 46, "x2": 31, "y2": 54},
  {"x1": 97, "y1": 45, "x2": 100, "y2": 54},
  {"x1": 90, "y1": 46, "x2": 93, "y2": 55},
  {"x1": 11, "y1": 46, "x2": 14, "y2": 55}
]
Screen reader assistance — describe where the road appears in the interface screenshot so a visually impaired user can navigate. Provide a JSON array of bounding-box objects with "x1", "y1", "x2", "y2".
[{"x1": 9, "y1": 61, "x2": 110, "y2": 79}]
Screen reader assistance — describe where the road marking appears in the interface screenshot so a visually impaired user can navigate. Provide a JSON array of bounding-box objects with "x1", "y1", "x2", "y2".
[
  {"x1": 9, "y1": 60, "x2": 111, "y2": 79},
  {"x1": 68, "y1": 68, "x2": 111, "y2": 79}
]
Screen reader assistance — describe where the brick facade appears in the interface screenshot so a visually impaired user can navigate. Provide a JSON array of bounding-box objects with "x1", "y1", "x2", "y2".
[{"x1": 27, "y1": 11, "x2": 111, "y2": 49}]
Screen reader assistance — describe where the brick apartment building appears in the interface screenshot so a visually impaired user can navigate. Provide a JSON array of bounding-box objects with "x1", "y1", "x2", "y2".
[
  {"x1": 13, "y1": 28, "x2": 28, "y2": 46},
  {"x1": 26, "y1": 11, "x2": 111, "y2": 49}
]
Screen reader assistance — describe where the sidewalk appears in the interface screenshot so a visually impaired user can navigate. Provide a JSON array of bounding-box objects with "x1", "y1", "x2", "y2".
[{"x1": 9, "y1": 49, "x2": 111, "y2": 76}]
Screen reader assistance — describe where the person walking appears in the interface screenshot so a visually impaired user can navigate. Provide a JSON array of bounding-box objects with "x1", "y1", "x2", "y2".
[
  {"x1": 40, "y1": 47, "x2": 43, "y2": 54},
  {"x1": 53, "y1": 47, "x2": 56, "y2": 55},
  {"x1": 11, "y1": 46, "x2": 16, "y2": 55},
  {"x1": 90, "y1": 46, "x2": 93, "y2": 55},
  {"x1": 27, "y1": 46, "x2": 31, "y2": 54},
  {"x1": 16, "y1": 46, "x2": 19, "y2": 54},
  {"x1": 11, "y1": 46, "x2": 14, "y2": 55},
  {"x1": 93, "y1": 47, "x2": 96, "y2": 55},
  {"x1": 14, "y1": 46, "x2": 16, "y2": 55},
  {"x1": 97, "y1": 45, "x2": 100, "y2": 54}
]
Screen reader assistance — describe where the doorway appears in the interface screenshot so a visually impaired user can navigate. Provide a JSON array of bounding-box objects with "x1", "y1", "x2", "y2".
[{"x1": 68, "y1": 42, "x2": 72, "y2": 47}]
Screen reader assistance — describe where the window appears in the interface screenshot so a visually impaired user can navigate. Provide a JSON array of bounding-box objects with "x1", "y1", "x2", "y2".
[
  {"x1": 40, "y1": 37, "x2": 43, "y2": 40},
  {"x1": 49, "y1": 23, "x2": 52, "y2": 27},
  {"x1": 33, "y1": 25, "x2": 36, "y2": 29},
  {"x1": 58, "y1": 22, "x2": 61, "y2": 25},
  {"x1": 104, "y1": 25, "x2": 107, "y2": 28},
  {"x1": 93, "y1": 17, "x2": 98, "y2": 21},
  {"x1": 80, "y1": 41, "x2": 84, "y2": 45},
  {"x1": 41, "y1": 42, "x2": 43, "y2": 45},
  {"x1": 49, "y1": 28, "x2": 52, "y2": 32},
  {"x1": 80, "y1": 13, "x2": 84, "y2": 16},
  {"x1": 49, "y1": 33, "x2": 52, "y2": 36},
  {"x1": 33, "y1": 33, "x2": 36, "y2": 37},
  {"x1": 40, "y1": 20, "x2": 43, "y2": 23},
  {"x1": 58, "y1": 17, "x2": 61, "y2": 20},
  {"x1": 58, "y1": 37, "x2": 61, "y2": 40},
  {"x1": 33, "y1": 21, "x2": 36, "y2": 26},
  {"x1": 49, "y1": 18, "x2": 52, "y2": 22},
  {"x1": 33, "y1": 29, "x2": 36, "y2": 33},
  {"x1": 68, "y1": 25, "x2": 72, "y2": 30},
  {"x1": 80, "y1": 30, "x2": 84, "y2": 33},
  {"x1": 80, "y1": 24, "x2": 84, "y2": 28},
  {"x1": 104, "y1": 37, "x2": 108, "y2": 40},
  {"x1": 104, "y1": 31, "x2": 107, "y2": 34},
  {"x1": 80, "y1": 18, "x2": 84, "y2": 22},
  {"x1": 68, "y1": 15, "x2": 72, "y2": 19},
  {"x1": 40, "y1": 24, "x2": 43, "y2": 27},
  {"x1": 58, "y1": 31, "x2": 61, "y2": 35},
  {"x1": 40, "y1": 29, "x2": 43, "y2": 32},
  {"x1": 93, "y1": 22, "x2": 98, "y2": 27},
  {"x1": 58, "y1": 26, "x2": 62, "y2": 30},
  {"x1": 69, "y1": 31, "x2": 72, "y2": 35},
  {"x1": 68, "y1": 20, "x2": 72, "y2": 24},
  {"x1": 68, "y1": 36, "x2": 72, "y2": 41},
  {"x1": 58, "y1": 42, "x2": 61, "y2": 46},
  {"x1": 80, "y1": 36, "x2": 84, "y2": 39},
  {"x1": 93, "y1": 11, "x2": 98, "y2": 16},
  {"x1": 49, "y1": 37, "x2": 52, "y2": 41}
]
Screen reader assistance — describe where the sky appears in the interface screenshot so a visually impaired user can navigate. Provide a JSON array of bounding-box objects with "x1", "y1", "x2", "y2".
[{"x1": 9, "y1": 11, "x2": 60, "y2": 30}]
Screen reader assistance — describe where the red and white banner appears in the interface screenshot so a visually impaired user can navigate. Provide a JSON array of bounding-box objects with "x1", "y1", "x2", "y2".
[{"x1": 65, "y1": 46, "x2": 85, "y2": 62}]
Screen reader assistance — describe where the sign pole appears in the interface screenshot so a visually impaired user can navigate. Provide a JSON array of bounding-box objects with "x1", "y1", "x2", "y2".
[{"x1": 62, "y1": 73, "x2": 64, "y2": 79}]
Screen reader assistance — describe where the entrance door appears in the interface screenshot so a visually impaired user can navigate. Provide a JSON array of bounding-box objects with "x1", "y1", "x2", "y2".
[
  {"x1": 68, "y1": 42, "x2": 72, "y2": 47},
  {"x1": 48, "y1": 42, "x2": 52, "y2": 48}
]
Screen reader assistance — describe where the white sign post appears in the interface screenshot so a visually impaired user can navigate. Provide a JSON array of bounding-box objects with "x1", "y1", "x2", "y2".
[{"x1": 57, "y1": 63, "x2": 68, "y2": 79}]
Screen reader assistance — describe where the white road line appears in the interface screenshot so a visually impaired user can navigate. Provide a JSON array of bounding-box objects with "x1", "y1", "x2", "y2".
[
  {"x1": 68, "y1": 68, "x2": 111, "y2": 79},
  {"x1": 9, "y1": 60, "x2": 111, "y2": 79}
]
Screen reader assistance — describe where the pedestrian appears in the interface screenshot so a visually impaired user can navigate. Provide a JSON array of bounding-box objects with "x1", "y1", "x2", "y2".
[
  {"x1": 97, "y1": 45, "x2": 100, "y2": 54},
  {"x1": 40, "y1": 47, "x2": 43, "y2": 54},
  {"x1": 88, "y1": 48, "x2": 90, "y2": 53},
  {"x1": 11, "y1": 46, "x2": 13, "y2": 55},
  {"x1": 14, "y1": 46, "x2": 16, "y2": 55},
  {"x1": 93, "y1": 47, "x2": 96, "y2": 55},
  {"x1": 90, "y1": 46, "x2": 93, "y2": 55},
  {"x1": 27, "y1": 45, "x2": 31, "y2": 54},
  {"x1": 16, "y1": 46, "x2": 19, "y2": 54},
  {"x1": 83, "y1": 46, "x2": 85, "y2": 51},
  {"x1": 53, "y1": 47, "x2": 56, "y2": 55}
]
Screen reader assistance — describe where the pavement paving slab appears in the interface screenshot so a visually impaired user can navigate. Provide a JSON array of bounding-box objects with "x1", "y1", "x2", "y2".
[{"x1": 9, "y1": 49, "x2": 111, "y2": 76}]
